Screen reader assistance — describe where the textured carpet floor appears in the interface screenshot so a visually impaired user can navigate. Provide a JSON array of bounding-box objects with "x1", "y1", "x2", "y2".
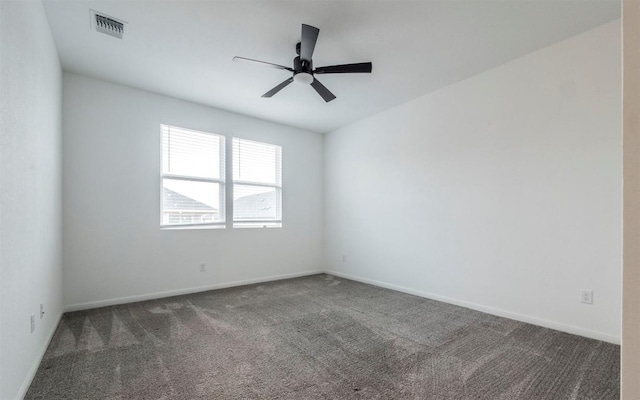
[{"x1": 26, "y1": 274, "x2": 619, "y2": 399}]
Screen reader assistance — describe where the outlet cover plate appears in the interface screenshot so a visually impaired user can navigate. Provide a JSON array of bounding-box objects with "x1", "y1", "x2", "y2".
[{"x1": 580, "y1": 289, "x2": 593, "y2": 304}]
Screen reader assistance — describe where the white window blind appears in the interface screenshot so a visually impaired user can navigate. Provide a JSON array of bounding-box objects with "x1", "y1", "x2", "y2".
[
  {"x1": 161, "y1": 125, "x2": 225, "y2": 227},
  {"x1": 232, "y1": 138, "x2": 282, "y2": 227}
]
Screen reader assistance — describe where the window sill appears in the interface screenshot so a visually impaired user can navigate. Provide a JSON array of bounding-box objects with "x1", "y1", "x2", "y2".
[
  {"x1": 160, "y1": 224, "x2": 225, "y2": 230},
  {"x1": 233, "y1": 222, "x2": 282, "y2": 229},
  {"x1": 160, "y1": 222, "x2": 282, "y2": 230}
]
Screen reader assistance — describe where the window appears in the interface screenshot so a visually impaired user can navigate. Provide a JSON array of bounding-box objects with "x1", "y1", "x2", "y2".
[
  {"x1": 161, "y1": 125, "x2": 225, "y2": 228},
  {"x1": 160, "y1": 126, "x2": 282, "y2": 229},
  {"x1": 233, "y1": 138, "x2": 282, "y2": 228}
]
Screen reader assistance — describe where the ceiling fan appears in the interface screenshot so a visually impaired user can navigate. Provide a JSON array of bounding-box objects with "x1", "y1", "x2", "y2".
[{"x1": 233, "y1": 24, "x2": 372, "y2": 103}]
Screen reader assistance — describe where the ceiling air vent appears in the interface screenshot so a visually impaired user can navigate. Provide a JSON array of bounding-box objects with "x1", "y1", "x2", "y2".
[{"x1": 90, "y1": 10, "x2": 125, "y2": 39}]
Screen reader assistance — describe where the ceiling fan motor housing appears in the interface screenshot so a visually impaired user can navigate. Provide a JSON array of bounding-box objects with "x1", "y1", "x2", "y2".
[{"x1": 293, "y1": 55, "x2": 313, "y2": 74}]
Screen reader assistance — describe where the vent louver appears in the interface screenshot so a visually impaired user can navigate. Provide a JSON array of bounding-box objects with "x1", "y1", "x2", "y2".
[{"x1": 92, "y1": 11, "x2": 125, "y2": 39}]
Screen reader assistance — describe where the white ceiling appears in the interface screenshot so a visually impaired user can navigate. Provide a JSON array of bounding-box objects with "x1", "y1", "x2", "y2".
[{"x1": 42, "y1": 0, "x2": 620, "y2": 133}]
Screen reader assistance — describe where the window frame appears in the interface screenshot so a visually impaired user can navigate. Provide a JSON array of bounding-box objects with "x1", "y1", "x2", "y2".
[
  {"x1": 160, "y1": 124, "x2": 226, "y2": 229},
  {"x1": 159, "y1": 125, "x2": 284, "y2": 230}
]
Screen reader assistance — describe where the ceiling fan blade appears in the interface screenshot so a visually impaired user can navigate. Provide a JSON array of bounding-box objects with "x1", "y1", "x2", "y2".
[
  {"x1": 233, "y1": 56, "x2": 293, "y2": 71},
  {"x1": 300, "y1": 24, "x2": 319, "y2": 62},
  {"x1": 314, "y1": 62, "x2": 372, "y2": 74},
  {"x1": 262, "y1": 77, "x2": 294, "y2": 98},
  {"x1": 310, "y1": 78, "x2": 336, "y2": 102}
]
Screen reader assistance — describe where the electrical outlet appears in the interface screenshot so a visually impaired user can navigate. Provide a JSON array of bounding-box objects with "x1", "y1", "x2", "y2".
[
  {"x1": 199, "y1": 263, "x2": 206, "y2": 272},
  {"x1": 580, "y1": 289, "x2": 593, "y2": 304},
  {"x1": 40, "y1": 303, "x2": 44, "y2": 319},
  {"x1": 30, "y1": 314, "x2": 35, "y2": 333},
  {"x1": 342, "y1": 255, "x2": 347, "y2": 262}
]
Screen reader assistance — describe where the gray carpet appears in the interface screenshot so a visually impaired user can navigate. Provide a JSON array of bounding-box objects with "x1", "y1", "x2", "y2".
[{"x1": 26, "y1": 274, "x2": 619, "y2": 399}]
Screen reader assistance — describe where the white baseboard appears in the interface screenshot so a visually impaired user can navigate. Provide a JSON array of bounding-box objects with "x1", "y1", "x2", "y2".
[
  {"x1": 64, "y1": 270, "x2": 323, "y2": 312},
  {"x1": 326, "y1": 270, "x2": 620, "y2": 345},
  {"x1": 17, "y1": 311, "x2": 63, "y2": 400}
]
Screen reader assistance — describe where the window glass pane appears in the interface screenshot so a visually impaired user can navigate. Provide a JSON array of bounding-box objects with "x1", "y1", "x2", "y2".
[
  {"x1": 233, "y1": 138, "x2": 281, "y2": 184},
  {"x1": 162, "y1": 125, "x2": 223, "y2": 179},
  {"x1": 162, "y1": 178, "x2": 224, "y2": 225},
  {"x1": 233, "y1": 184, "x2": 280, "y2": 221}
]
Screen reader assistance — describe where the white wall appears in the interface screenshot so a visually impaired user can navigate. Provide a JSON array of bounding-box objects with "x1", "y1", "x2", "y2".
[
  {"x1": 62, "y1": 73, "x2": 324, "y2": 309},
  {"x1": 0, "y1": 2, "x2": 63, "y2": 399},
  {"x1": 324, "y1": 21, "x2": 622, "y2": 343}
]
